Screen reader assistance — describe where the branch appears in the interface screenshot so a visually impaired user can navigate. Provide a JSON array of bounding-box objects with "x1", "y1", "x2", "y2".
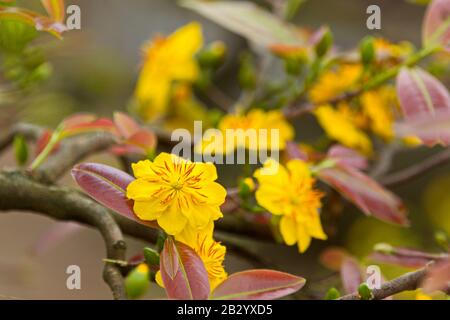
[
  {"x1": 380, "y1": 148, "x2": 450, "y2": 187},
  {"x1": 0, "y1": 170, "x2": 128, "y2": 299},
  {"x1": 339, "y1": 267, "x2": 428, "y2": 300}
]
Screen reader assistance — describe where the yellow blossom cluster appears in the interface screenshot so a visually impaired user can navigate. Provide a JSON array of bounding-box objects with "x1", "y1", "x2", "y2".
[
  {"x1": 254, "y1": 159, "x2": 327, "y2": 253},
  {"x1": 126, "y1": 153, "x2": 227, "y2": 289}
]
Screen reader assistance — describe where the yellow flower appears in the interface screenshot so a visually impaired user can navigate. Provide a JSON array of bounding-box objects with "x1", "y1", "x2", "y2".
[
  {"x1": 197, "y1": 109, "x2": 294, "y2": 154},
  {"x1": 156, "y1": 224, "x2": 228, "y2": 291},
  {"x1": 126, "y1": 153, "x2": 226, "y2": 235},
  {"x1": 135, "y1": 22, "x2": 203, "y2": 122},
  {"x1": 254, "y1": 159, "x2": 327, "y2": 253},
  {"x1": 361, "y1": 88, "x2": 396, "y2": 141},
  {"x1": 374, "y1": 38, "x2": 413, "y2": 61},
  {"x1": 310, "y1": 64, "x2": 362, "y2": 104},
  {"x1": 315, "y1": 105, "x2": 372, "y2": 155}
]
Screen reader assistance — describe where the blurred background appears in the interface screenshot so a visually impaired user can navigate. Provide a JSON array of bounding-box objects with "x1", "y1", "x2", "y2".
[{"x1": 0, "y1": 0, "x2": 448, "y2": 299}]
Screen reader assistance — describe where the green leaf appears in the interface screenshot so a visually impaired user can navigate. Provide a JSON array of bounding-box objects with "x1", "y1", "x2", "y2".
[
  {"x1": 325, "y1": 287, "x2": 341, "y2": 300},
  {"x1": 358, "y1": 283, "x2": 373, "y2": 300},
  {"x1": 13, "y1": 134, "x2": 28, "y2": 166},
  {"x1": 143, "y1": 247, "x2": 160, "y2": 266},
  {"x1": 180, "y1": 0, "x2": 306, "y2": 47}
]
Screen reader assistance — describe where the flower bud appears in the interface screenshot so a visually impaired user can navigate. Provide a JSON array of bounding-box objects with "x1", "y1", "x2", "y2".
[
  {"x1": 360, "y1": 36, "x2": 376, "y2": 66},
  {"x1": 125, "y1": 264, "x2": 150, "y2": 300},
  {"x1": 314, "y1": 27, "x2": 333, "y2": 58},
  {"x1": 197, "y1": 41, "x2": 227, "y2": 69},
  {"x1": 325, "y1": 287, "x2": 341, "y2": 300}
]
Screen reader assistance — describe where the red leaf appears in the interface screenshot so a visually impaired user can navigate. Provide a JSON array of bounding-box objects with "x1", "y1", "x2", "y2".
[
  {"x1": 318, "y1": 165, "x2": 408, "y2": 226},
  {"x1": 320, "y1": 247, "x2": 350, "y2": 271},
  {"x1": 35, "y1": 130, "x2": 60, "y2": 156},
  {"x1": 422, "y1": 258, "x2": 450, "y2": 293},
  {"x1": 61, "y1": 113, "x2": 97, "y2": 129},
  {"x1": 113, "y1": 112, "x2": 141, "y2": 139},
  {"x1": 71, "y1": 163, "x2": 155, "y2": 228},
  {"x1": 160, "y1": 238, "x2": 210, "y2": 300},
  {"x1": 211, "y1": 270, "x2": 306, "y2": 300},
  {"x1": 340, "y1": 257, "x2": 363, "y2": 294},
  {"x1": 327, "y1": 145, "x2": 368, "y2": 170},
  {"x1": 126, "y1": 129, "x2": 157, "y2": 153},
  {"x1": 423, "y1": 0, "x2": 450, "y2": 50},
  {"x1": 62, "y1": 118, "x2": 118, "y2": 138}
]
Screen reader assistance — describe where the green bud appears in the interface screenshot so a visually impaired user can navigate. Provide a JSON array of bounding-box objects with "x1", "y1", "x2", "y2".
[
  {"x1": 197, "y1": 41, "x2": 227, "y2": 69},
  {"x1": 13, "y1": 134, "x2": 28, "y2": 166},
  {"x1": 325, "y1": 287, "x2": 341, "y2": 300},
  {"x1": 125, "y1": 264, "x2": 150, "y2": 300},
  {"x1": 27, "y1": 62, "x2": 53, "y2": 83},
  {"x1": 284, "y1": 57, "x2": 305, "y2": 76},
  {"x1": 238, "y1": 52, "x2": 257, "y2": 90},
  {"x1": 0, "y1": 19, "x2": 37, "y2": 53},
  {"x1": 315, "y1": 27, "x2": 333, "y2": 58},
  {"x1": 360, "y1": 36, "x2": 376, "y2": 66},
  {"x1": 358, "y1": 283, "x2": 373, "y2": 300},
  {"x1": 434, "y1": 231, "x2": 449, "y2": 250},
  {"x1": 143, "y1": 247, "x2": 160, "y2": 266}
]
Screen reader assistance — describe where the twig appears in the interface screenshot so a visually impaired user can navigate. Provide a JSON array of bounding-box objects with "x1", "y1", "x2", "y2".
[
  {"x1": 380, "y1": 148, "x2": 450, "y2": 187},
  {"x1": 339, "y1": 267, "x2": 428, "y2": 300}
]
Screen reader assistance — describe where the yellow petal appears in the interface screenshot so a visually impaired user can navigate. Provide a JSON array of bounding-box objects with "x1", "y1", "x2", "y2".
[
  {"x1": 126, "y1": 179, "x2": 160, "y2": 201},
  {"x1": 155, "y1": 270, "x2": 164, "y2": 288},
  {"x1": 131, "y1": 160, "x2": 153, "y2": 178},
  {"x1": 202, "y1": 182, "x2": 227, "y2": 205},
  {"x1": 296, "y1": 224, "x2": 312, "y2": 253},
  {"x1": 186, "y1": 205, "x2": 216, "y2": 230},
  {"x1": 280, "y1": 216, "x2": 297, "y2": 246},
  {"x1": 306, "y1": 213, "x2": 328, "y2": 240},
  {"x1": 157, "y1": 204, "x2": 187, "y2": 235},
  {"x1": 133, "y1": 199, "x2": 164, "y2": 221}
]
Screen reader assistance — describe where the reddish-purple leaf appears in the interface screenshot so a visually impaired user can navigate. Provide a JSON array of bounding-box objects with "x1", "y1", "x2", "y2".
[
  {"x1": 61, "y1": 113, "x2": 97, "y2": 129},
  {"x1": 423, "y1": 0, "x2": 450, "y2": 50},
  {"x1": 211, "y1": 270, "x2": 306, "y2": 300},
  {"x1": 397, "y1": 67, "x2": 450, "y2": 121},
  {"x1": 71, "y1": 163, "x2": 155, "y2": 228},
  {"x1": 370, "y1": 246, "x2": 448, "y2": 268},
  {"x1": 327, "y1": 145, "x2": 368, "y2": 170},
  {"x1": 113, "y1": 112, "x2": 141, "y2": 139},
  {"x1": 62, "y1": 118, "x2": 118, "y2": 138},
  {"x1": 340, "y1": 257, "x2": 363, "y2": 294},
  {"x1": 395, "y1": 109, "x2": 450, "y2": 146},
  {"x1": 160, "y1": 238, "x2": 210, "y2": 300},
  {"x1": 319, "y1": 247, "x2": 350, "y2": 271},
  {"x1": 285, "y1": 142, "x2": 309, "y2": 161},
  {"x1": 126, "y1": 129, "x2": 157, "y2": 153},
  {"x1": 318, "y1": 165, "x2": 408, "y2": 226},
  {"x1": 422, "y1": 258, "x2": 450, "y2": 293}
]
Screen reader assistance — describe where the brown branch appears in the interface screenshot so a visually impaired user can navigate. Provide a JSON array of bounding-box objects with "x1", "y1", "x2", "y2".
[
  {"x1": 380, "y1": 148, "x2": 450, "y2": 188},
  {"x1": 0, "y1": 170, "x2": 128, "y2": 300},
  {"x1": 0, "y1": 123, "x2": 45, "y2": 153},
  {"x1": 339, "y1": 267, "x2": 428, "y2": 300}
]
